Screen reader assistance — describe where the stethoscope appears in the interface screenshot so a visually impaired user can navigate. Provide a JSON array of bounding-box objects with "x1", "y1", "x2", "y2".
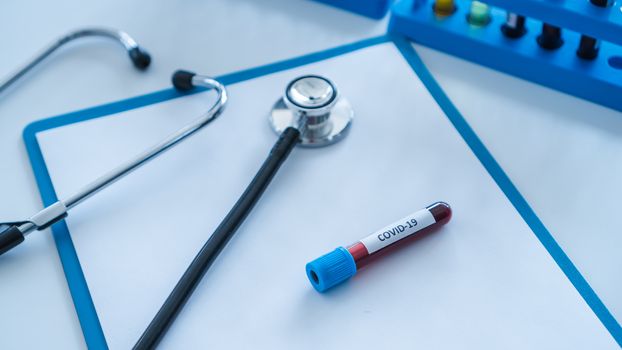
[{"x1": 0, "y1": 28, "x2": 354, "y2": 349}]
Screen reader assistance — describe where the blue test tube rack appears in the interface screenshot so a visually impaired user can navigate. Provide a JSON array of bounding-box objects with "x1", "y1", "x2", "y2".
[{"x1": 389, "y1": 0, "x2": 622, "y2": 112}]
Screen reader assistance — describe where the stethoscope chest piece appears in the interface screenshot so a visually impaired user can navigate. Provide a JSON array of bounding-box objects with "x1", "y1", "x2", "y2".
[{"x1": 269, "y1": 75, "x2": 353, "y2": 147}]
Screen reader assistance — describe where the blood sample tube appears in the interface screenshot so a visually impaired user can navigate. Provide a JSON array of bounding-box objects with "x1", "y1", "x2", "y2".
[
  {"x1": 501, "y1": 13, "x2": 527, "y2": 38},
  {"x1": 537, "y1": 23, "x2": 564, "y2": 50},
  {"x1": 305, "y1": 202, "x2": 452, "y2": 292}
]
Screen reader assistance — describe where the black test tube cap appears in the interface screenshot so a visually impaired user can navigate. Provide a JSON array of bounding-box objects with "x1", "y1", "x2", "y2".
[
  {"x1": 590, "y1": 0, "x2": 613, "y2": 7},
  {"x1": 537, "y1": 23, "x2": 564, "y2": 50},
  {"x1": 501, "y1": 13, "x2": 527, "y2": 38},
  {"x1": 577, "y1": 35, "x2": 600, "y2": 60}
]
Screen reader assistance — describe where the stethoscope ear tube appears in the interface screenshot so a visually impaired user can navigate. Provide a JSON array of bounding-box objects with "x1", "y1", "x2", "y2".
[
  {"x1": 0, "y1": 70, "x2": 227, "y2": 257},
  {"x1": 0, "y1": 28, "x2": 151, "y2": 95},
  {"x1": 133, "y1": 126, "x2": 301, "y2": 350}
]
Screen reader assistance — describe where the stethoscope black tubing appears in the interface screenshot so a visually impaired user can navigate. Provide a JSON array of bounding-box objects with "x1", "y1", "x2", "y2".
[{"x1": 133, "y1": 126, "x2": 301, "y2": 350}]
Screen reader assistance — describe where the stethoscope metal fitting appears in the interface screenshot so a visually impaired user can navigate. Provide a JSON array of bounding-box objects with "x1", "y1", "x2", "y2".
[{"x1": 269, "y1": 75, "x2": 353, "y2": 147}]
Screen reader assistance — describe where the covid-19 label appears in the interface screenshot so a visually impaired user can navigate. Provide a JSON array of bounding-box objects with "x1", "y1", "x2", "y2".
[{"x1": 359, "y1": 208, "x2": 436, "y2": 254}]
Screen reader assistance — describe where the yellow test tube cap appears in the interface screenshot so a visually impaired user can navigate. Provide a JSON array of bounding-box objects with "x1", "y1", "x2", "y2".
[{"x1": 433, "y1": 0, "x2": 456, "y2": 17}]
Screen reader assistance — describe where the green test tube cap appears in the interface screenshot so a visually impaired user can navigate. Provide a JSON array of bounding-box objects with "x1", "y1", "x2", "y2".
[{"x1": 467, "y1": 1, "x2": 491, "y2": 27}]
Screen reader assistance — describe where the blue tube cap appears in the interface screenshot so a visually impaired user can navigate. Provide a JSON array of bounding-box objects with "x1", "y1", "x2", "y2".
[{"x1": 306, "y1": 247, "x2": 357, "y2": 292}]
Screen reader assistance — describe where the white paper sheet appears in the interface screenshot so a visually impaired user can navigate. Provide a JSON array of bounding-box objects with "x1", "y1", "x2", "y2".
[{"x1": 36, "y1": 43, "x2": 617, "y2": 349}]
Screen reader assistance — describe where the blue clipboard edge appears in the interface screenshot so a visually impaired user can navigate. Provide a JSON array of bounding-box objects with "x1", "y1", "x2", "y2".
[{"x1": 22, "y1": 34, "x2": 621, "y2": 348}]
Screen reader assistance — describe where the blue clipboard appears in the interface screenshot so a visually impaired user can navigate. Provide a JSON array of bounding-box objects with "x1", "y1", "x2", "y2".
[{"x1": 22, "y1": 35, "x2": 622, "y2": 348}]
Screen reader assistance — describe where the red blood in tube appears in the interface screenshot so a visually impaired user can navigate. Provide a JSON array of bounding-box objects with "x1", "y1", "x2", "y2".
[{"x1": 347, "y1": 202, "x2": 451, "y2": 268}]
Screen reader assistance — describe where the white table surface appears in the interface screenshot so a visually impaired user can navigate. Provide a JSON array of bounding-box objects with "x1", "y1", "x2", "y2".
[{"x1": 0, "y1": 0, "x2": 619, "y2": 348}]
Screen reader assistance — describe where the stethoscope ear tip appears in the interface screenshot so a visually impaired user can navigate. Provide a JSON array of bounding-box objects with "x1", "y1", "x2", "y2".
[
  {"x1": 129, "y1": 47, "x2": 152, "y2": 70},
  {"x1": 172, "y1": 70, "x2": 197, "y2": 91}
]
